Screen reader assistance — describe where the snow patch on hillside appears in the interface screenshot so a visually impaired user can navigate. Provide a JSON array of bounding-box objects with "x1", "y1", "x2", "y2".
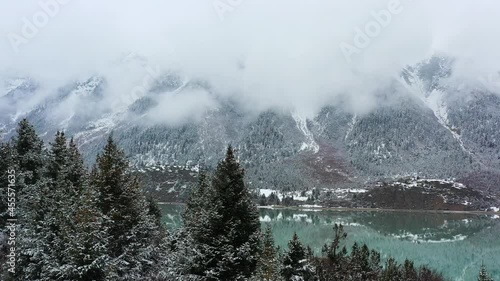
[
  {"x1": 292, "y1": 112, "x2": 319, "y2": 153},
  {"x1": 74, "y1": 114, "x2": 119, "y2": 146},
  {"x1": 74, "y1": 76, "x2": 102, "y2": 97},
  {"x1": 329, "y1": 188, "x2": 368, "y2": 199},
  {"x1": 426, "y1": 89, "x2": 472, "y2": 155},
  {"x1": 390, "y1": 178, "x2": 467, "y2": 190},
  {"x1": 4, "y1": 78, "x2": 28, "y2": 96},
  {"x1": 345, "y1": 114, "x2": 357, "y2": 141},
  {"x1": 259, "y1": 188, "x2": 314, "y2": 201},
  {"x1": 402, "y1": 72, "x2": 472, "y2": 155},
  {"x1": 58, "y1": 113, "x2": 75, "y2": 130}
]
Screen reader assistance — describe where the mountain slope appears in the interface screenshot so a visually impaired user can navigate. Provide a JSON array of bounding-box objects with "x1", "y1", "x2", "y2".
[{"x1": 1, "y1": 56, "x2": 500, "y2": 205}]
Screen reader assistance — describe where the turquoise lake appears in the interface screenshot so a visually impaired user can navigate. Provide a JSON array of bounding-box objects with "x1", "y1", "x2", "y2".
[{"x1": 160, "y1": 204, "x2": 500, "y2": 281}]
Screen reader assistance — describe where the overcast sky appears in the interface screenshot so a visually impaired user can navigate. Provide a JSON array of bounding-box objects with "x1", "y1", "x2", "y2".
[{"x1": 1, "y1": 0, "x2": 500, "y2": 122}]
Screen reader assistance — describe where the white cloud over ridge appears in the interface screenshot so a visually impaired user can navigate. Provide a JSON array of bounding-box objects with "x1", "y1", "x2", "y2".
[{"x1": 1, "y1": 0, "x2": 499, "y2": 123}]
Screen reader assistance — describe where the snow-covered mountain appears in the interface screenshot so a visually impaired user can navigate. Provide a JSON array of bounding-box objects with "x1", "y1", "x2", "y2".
[{"x1": 1, "y1": 56, "x2": 500, "y2": 201}]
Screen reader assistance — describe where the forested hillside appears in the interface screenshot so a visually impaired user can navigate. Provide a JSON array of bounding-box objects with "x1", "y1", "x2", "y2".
[{"x1": 2, "y1": 57, "x2": 500, "y2": 199}]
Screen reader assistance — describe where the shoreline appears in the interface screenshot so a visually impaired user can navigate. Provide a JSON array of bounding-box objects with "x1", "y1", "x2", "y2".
[{"x1": 157, "y1": 202, "x2": 499, "y2": 215}]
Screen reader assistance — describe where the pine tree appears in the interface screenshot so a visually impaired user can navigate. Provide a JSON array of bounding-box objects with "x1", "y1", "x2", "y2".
[
  {"x1": 6, "y1": 123, "x2": 167, "y2": 280},
  {"x1": 322, "y1": 223, "x2": 347, "y2": 262},
  {"x1": 381, "y1": 257, "x2": 401, "y2": 281},
  {"x1": 17, "y1": 131, "x2": 80, "y2": 280},
  {"x1": 210, "y1": 146, "x2": 261, "y2": 280},
  {"x1": 402, "y1": 259, "x2": 418, "y2": 281},
  {"x1": 477, "y1": 264, "x2": 494, "y2": 281},
  {"x1": 67, "y1": 137, "x2": 86, "y2": 188},
  {"x1": 147, "y1": 195, "x2": 163, "y2": 228},
  {"x1": 183, "y1": 146, "x2": 261, "y2": 280},
  {"x1": 92, "y1": 135, "x2": 131, "y2": 216},
  {"x1": 183, "y1": 172, "x2": 214, "y2": 243},
  {"x1": 91, "y1": 135, "x2": 162, "y2": 279},
  {"x1": 281, "y1": 233, "x2": 316, "y2": 281},
  {"x1": 13, "y1": 119, "x2": 48, "y2": 280},
  {"x1": 47, "y1": 131, "x2": 69, "y2": 181},
  {"x1": 182, "y1": 172, "x2": 221, "y2": 277},
  {"x1": 39, "y1": 131, "x2": 91, "y2": 279},
  {"x1": 14, "y1": 118, "x2": 44, "y2": 186},
  {"x1": 257, "y1": 224, "x2": 280, "y2": 281},
  {"x1": 61, "y1": 183, "x2": 110, "y2": 280}
]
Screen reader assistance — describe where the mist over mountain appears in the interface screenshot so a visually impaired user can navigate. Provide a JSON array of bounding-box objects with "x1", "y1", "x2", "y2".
[
  {"x1": 1, "y1": 56, "x2": 500, "y2": 202},
  {"x1": 2, "y1": 0, "x2": 500, "y2": 118}
]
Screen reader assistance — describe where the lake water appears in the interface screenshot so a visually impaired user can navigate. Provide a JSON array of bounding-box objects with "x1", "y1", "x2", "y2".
[{"x1": 160, "y1": 204, "x2": 500, "y2": 281}]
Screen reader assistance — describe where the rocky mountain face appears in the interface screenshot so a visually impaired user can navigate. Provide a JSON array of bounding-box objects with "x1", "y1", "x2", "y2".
[{"x1": 1, "y1": 56, "x2": 500, "y2": 208}]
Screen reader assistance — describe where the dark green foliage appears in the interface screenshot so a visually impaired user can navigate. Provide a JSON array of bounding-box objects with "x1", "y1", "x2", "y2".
[
  {"x1": 60, "y1": 183, "x2": 110, "y2": 280},
  {"x1": 14, "y1": 118, "x2": 44, "y2": 186},
  {"x1": 259, "y1": 192, "x2": 282, "y2": 206},
  {"x1": 13, "y1": 119, "x2": 48, "y2": 280},
  {"x1": 92, "y1": 135, "x2": 132, "y2": 216},
  {"x1": 91, "y1": 135, "x2": 163, "y2": 278},
  {"x1": 381, "y1": 257, "x2": 402, "y2": 281},
  {"x1": 47, "y1": 131, "x2": 69, "y2": 180},
  {"x1": 477, "y1": 264, "x2": 494, "y2": 281},
  {"x1": 16, "y1": 130, "x2": 95, "y2": 280},
  {"x1": 67, "y1": 137, "x2": 86, "y2": 188},
  {"x1": 210, "y1": 146, "x2": 260, "y2": 245},
  {"x1": 147, "y1": 195, "x2": 164, "y2": 227},
  {"x1": 256, "y1": 224, "x2": 281, "y2": 281},
  {"x1": 281, "y1": 233, "x2": 317, "y2": 281},
  {"x1": 403, "y1": 259, "x2": 418, "y2": 281},
  {"x1": 182, "y1": 146, "x2": 261, "y2": 280},
  {"x1": 183, "y1": 172, "x2": 211, "y2": 238},
  {"x1": 5, "y1": 120, "x2": 165, "y2": 280}
]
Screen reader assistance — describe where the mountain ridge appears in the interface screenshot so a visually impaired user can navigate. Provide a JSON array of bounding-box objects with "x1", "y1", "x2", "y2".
[{"x1": 1, "y1": 56, "x2": 500, "y2": 207}]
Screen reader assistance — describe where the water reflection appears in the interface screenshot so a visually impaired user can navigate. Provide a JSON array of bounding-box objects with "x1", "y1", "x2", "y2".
[{"x1": 160, "y1": 204, "x2": 500, "y2": 281}]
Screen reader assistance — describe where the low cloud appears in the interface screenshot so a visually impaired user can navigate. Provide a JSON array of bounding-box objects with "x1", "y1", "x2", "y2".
[{"x1": 1, "y1": 0, "x2": 499, "y2": 123}]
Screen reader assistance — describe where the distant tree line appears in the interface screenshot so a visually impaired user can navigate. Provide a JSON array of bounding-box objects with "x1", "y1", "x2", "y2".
[{"x1": 0, "y1": 119, "x2": 494, "y2": 280}]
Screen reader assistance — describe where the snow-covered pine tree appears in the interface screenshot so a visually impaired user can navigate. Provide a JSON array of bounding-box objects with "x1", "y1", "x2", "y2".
[
  {"x1": 147, "y1": 195, "x2": 164, "y2": 228},
  {"x1": 36, "y1": 131, "x2": 90, "y2": 280},
  {"x1": 12, "y1": 131, "x2": 79, "y2": 280},
  {"x1": 183, "y1": 146, "x2": 261, "y2": 280},
  {"x1": 13, "y1": 119, "x2": 50, "y2": 280},
  {"x1": 281, "y1": 233, "x2": 317, "y2": 281},
  {"x1": 477, "y1": 264, "x2": 494, "y2": 281},
  {"x1": 67, "y1": 137, "x2": 86, "y2": 188},
  {"x1": 47, "y1": 131, "x2": 69, "y2": 181},
  {"x1": 381, "y1": 257, "x2": 402, "y2": 281},
  {"x1": 255, "y1": 224, "x2": 281, "y2": 281},
  {"x1": 14, "y1": 118, "x2": 44, "y2": 186},
  {"x1": 181, "y1": 172, "x2": 217, "y2": 276},
  {"x1": 402, "y1": 259, "x2": 418, "y2": 281},
  {"x1": 91, "y1": 135, "x2": 163, "y2": 279},
  {"x1": 60, "y1": 183, "x2": 110, "y2": 280},
  {"x1": 183, "y1": 172, "x2": 214, "y2": 242},
  {"x1": 209, "y1": 146, "x2": 261, "y2": 280}
]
